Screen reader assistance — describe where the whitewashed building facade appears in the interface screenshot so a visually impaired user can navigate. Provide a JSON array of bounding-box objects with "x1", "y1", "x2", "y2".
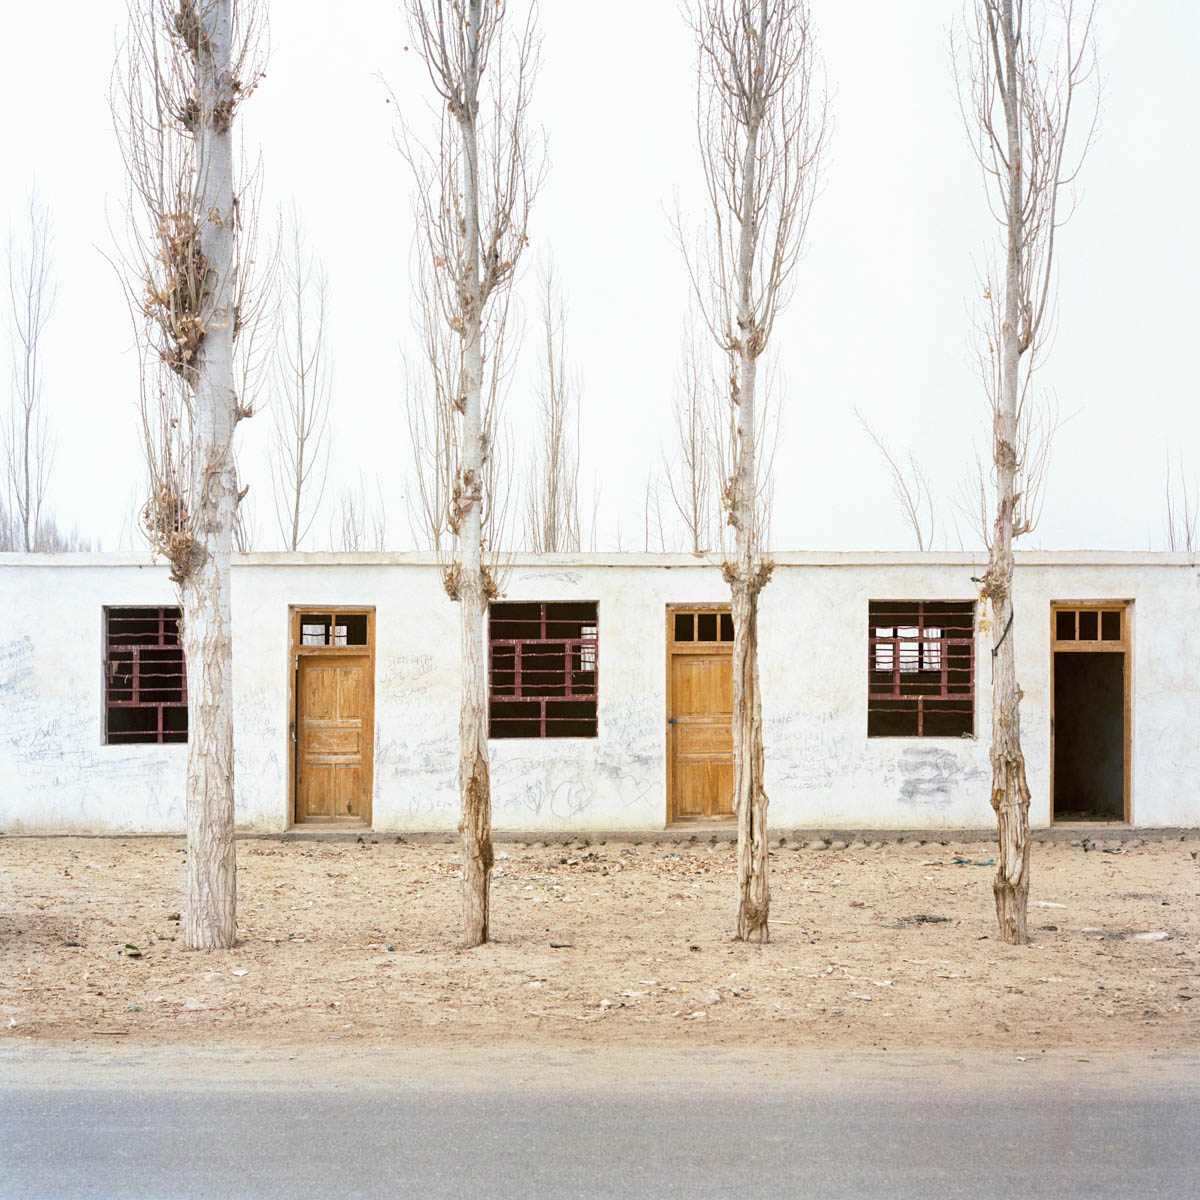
[{"x1": 1, "y1": 551, "x2": 1196, "y2": 834}]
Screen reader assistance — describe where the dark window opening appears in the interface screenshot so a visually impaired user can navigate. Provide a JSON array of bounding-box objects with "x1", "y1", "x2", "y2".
[
  {"x1": 697, "y1": 612, "x2": 718, "y2": 641},
  {"x1": 104, "y1": 607, "x2": 187, "y2": 744},
  {"x1": 489, "y1": 602, "x2": 598, "y2": 738},
  {"x1": 1078, "y1": 609, "x2": 1099, "y2": 641},
  {"x1": 868, "y1": 601, "x2": 974, "y2": 738},
  {"x1": 674, "y1": 613, "x2": 695, "y2": 641}
]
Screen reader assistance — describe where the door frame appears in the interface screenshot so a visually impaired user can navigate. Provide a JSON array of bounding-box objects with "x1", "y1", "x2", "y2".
[
  {"x1": 665, "y1": 603, "x2": 734, "y2": 825},
  {"x1": 1049, "y1": 600, "x2": 1131, "y2": 824},
  {"x1": 287, "y1": 605, "x2": 376, "y2": 827}
]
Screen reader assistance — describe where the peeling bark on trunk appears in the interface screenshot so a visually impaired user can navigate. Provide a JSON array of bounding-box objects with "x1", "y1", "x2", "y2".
[
  {"x1": 183, "y1": 0, "x2": 238, "y2": 951},
  {"x1": 732, "y1": 582, "x2": 768, "y2": 942},
  {"x1": 730, "y1": 20, "x2": 770, "y2": 944},
  {"x1": 987, "y1": 0, "x2": 1031, "y2": 946},
  {"x1": 455, "y1": 5, "x2": 492, "y2": 949}
]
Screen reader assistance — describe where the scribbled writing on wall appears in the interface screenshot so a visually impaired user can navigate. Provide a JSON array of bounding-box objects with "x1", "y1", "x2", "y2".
[{"x1": 491, "y1": 695, "x2": 660, "y2": 821}]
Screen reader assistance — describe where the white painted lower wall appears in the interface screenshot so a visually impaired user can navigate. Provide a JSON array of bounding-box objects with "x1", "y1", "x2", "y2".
[{"x1": 2, "y1": 551, "x2": 1197, "y2": 833}]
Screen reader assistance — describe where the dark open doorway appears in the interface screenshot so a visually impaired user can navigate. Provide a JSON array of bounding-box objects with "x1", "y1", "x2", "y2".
[{"x1": 1051, "y1": 605, "x2": 1129, "y2": 823}]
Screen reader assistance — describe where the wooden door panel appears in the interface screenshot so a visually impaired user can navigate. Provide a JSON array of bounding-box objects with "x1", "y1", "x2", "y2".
[
  {"x1": 673, "y1": 761, "x2": 710, "y2": 819},
  {"x1": 709, "y1": 761, "x2": 734, "y2": 818},
  {"x1": 668, "y1": 627, "x2": 734, "y2": 822},
  {"x1": 299, "y1": 764, "x2": 334, "y2": 819},
  {"x1": 672, "y1": 656, "x2": 732, "y2": 715},
  {"x1": 306, "y1": 724, "x2": 362, "y2": 757},
  {"x1": 297, "y1": 654, "x2": 370, "y2": 824},
  {"x1": 675, "y1": 722, "x2": 733, "y2": 757}
]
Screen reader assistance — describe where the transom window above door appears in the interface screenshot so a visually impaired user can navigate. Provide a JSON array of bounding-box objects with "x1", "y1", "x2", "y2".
[
  {"x1": 1053, "y1": 606, "x2": 1124, "y2": 645},
  {"x1": 299, "y1": 612, "x2": 369, "y2": 646},
  {"x1": 672, "y1": 609, "x2": 734, "y2": 643}
]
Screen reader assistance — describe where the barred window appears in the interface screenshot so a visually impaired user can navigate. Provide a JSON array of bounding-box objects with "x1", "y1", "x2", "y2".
[
  {"x1": 104, "y1": 607, "x2": 188, "y2": 744},
  {"x1": 489, "y1": 602, "x2": 598, "y2": 738},
  {"x1": 868, "y1": 601, "x2": 974, "y2": 737}
]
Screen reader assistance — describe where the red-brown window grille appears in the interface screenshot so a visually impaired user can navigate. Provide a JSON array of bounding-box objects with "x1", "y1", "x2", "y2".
[
  {"x1": 489, "y1": 602, "x2": 598, "y2": 738},
  {"x1": 868, "y1": 601, "x2": 974, "y2": 737},
  {"x1": 103, "y1": 607, "x2": 188, "y2": 744}
]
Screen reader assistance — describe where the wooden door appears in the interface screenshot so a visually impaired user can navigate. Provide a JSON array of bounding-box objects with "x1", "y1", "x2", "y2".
[
  {"x1": 290, "y1": 608, "x2": 375, "y2": 826},
  {"x1": 667, "y1": 607, "x2": 734, "y2": 822}
]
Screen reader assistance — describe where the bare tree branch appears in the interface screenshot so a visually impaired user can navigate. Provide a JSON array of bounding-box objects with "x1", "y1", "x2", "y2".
[
  {"x1": 855, "y1": 411, "x2": 937, "y2": 551},
  {"x1": 1164, "y1": 451, "x2": 1197, "y2": 553},
  {"x1": 4, "y1": 191, "x2": 57, "y2": 552}
]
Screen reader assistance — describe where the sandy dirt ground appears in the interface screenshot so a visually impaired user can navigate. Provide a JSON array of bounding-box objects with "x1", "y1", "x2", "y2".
[{"x1": 1, "y1": 834, "x2": 1196, "y2": 1052}]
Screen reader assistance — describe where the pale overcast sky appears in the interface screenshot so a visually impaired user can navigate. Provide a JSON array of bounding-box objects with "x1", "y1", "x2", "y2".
[{"x1": 1, "y1": 2, "x2": 1197, "y2": 552}]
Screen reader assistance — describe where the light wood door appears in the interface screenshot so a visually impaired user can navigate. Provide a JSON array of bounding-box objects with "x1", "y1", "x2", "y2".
[
  {"x1": 296, "y1": 654, "x2": 372, "y2": 823},
  {"x1": 669, "y1": 641, "x2": 734, "y2": 822}
]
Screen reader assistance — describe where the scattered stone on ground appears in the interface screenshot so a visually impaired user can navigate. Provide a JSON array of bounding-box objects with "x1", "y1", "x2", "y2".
[{"x1": 0, "y1": 836, "x2": 1196, "y2": 1050}]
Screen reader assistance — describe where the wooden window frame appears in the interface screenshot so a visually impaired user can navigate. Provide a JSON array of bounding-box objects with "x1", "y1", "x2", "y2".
[
  {"x1": 102, "y1": 606, "x2": 188, "y2": 745},
  {"x1": 1050, "y1": 601, "x2": 1131, "y2": 824},
  {"x1": 488, "y1": 601, "x2": 599, "y2": 739},
  {"x1": 287, "y1": 606, "x2": 376, "y2": 828},
  {"x1": 867, "y1": 600, "x2": 975, "y2": 738}
]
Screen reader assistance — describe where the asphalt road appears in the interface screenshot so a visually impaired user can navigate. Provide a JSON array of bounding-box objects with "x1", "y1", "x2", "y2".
[{"x1": 2, "y1": 1047, "x2": 1197, "y2": 1199}]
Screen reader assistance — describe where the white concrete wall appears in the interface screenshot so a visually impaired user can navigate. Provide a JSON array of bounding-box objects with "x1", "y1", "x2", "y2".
[
  {"x1": 0, "y1": 559, "x2": 185, "y2": 833},
  {"x1": 2, "y1": 551, "x2": 1198, "y2": 833}
]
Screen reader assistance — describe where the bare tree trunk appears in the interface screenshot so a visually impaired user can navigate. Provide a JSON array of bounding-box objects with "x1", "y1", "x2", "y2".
[
  {"x1": 181, "y1": 0, "x2": 239, "y2": 951},
  {"x1": 399, "y1": 0, "x2": 540, "y2": 946},
  {"x1": 987, "y1": 13, "x2": 1030, "y2": 939},
  {"x1": 114, "y1": 0, "x2": 268, "y2": 949},
  {"x1": 730, "y1": 155, "x2": 768, "y2": 938},
  {"x1": 683, "y1": 0, "x2": 826, "y2": 942},
  {"x1": 956, "y1": 0, "x2": 1098, "y2": 945},
  {"x1": 458, "y1": 120, "x2": 491, "y2": 944}
]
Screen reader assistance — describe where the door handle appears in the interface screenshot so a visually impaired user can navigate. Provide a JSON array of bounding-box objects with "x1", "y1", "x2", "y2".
[{"x1": 668, "y1": 717, "x2": 678, "y2": 725}]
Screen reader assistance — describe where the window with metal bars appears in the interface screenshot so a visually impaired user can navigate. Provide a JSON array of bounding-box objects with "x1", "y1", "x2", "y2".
[
  {"x1": 868, "y1": 601, "x2": 974, "y2": 737},
  {"x1": 103, "y1": 607, "x2": 188, "y2": 744},
  {"x1": 489, "y1": 601, "x2": 598, "y2": 738}
]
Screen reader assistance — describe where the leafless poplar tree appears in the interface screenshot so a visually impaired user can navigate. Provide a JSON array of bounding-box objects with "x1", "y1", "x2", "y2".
[
  {"x1": 954, "y1": 0, "x2": 1098, "y2": 944},
  {"x1": 113, "y1": 0, "x2": 267, "y2": 950},
  {"x1": 524, "y1": 268, "x2": 580, "y2": 554},
  {"x1": 270, "y1": 209, "x2": 331, "y2": 551},
  {"x1": 4, "y1": 193, "x2": 56, "y2": 553},
  {"x1": 665, "y1": 333, "x2": 723, "y2": 555},
  {"x1": 398, "y1": 0, "x2": 542, "y2": 946},
  {"x1": 683, "y1": 0, "x2": 827, "y2": 942}
]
